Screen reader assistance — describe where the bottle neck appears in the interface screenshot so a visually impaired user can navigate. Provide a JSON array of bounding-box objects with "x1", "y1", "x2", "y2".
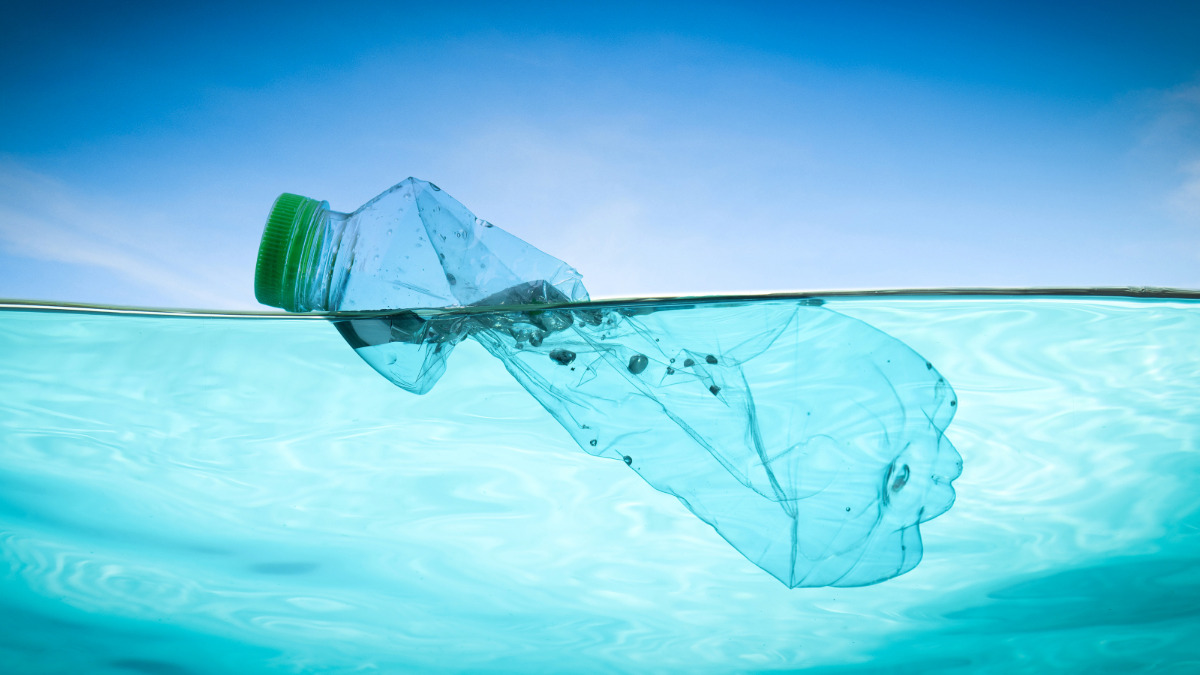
[{"x1": 293, "y1": 207, "x2": 353, "y2": 312}]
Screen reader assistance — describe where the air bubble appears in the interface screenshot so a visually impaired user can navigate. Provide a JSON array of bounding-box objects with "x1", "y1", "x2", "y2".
[{"x1": 549, "y1": 349, "x2": 576, "y2": 366}]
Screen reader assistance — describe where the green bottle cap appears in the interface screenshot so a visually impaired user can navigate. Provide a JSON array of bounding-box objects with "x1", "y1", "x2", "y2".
[{"x1": 254, "y1": 193, "x2": 325, "y2": 310}]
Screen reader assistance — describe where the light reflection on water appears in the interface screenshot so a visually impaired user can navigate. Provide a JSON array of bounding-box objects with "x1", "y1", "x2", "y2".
[{"x1": 1, "y1": 294, "x2": 1199, "y2": 673}]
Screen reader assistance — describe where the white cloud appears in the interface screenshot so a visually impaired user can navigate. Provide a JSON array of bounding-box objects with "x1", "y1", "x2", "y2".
[
  {"x1": 1133, "y1": 80, "x2": 1200, "y2": 227},
  {"x1": 0, "y1": 161, "x2": 254, "y2": 308},
  {"x1": 1169, "y1": 159, "x2": 1200, "y2": 223}
]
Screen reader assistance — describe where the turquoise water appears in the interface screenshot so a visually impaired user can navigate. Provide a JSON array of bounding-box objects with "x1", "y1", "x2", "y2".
[{"x1": 1, "y1": 293, "x2": 1199, "y2": 673}]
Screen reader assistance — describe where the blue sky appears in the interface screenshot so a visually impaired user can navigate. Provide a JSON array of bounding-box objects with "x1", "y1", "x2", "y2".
[{"x1": 1, "y1": 0, "x2": 1198, "y2": 309}]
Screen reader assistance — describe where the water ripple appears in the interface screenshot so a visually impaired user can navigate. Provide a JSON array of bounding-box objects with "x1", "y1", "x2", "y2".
[{"x1": 2, "y1": 297, "x2": 1200, "y2": 672}]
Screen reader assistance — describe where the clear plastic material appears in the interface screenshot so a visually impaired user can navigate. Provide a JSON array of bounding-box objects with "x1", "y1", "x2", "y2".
[
  {"x1": 278, "y1": 178, "x2": 961, "y2": 587},
  {"x1": 296, "y1": 178, "x2": 588, "y2": 313}
]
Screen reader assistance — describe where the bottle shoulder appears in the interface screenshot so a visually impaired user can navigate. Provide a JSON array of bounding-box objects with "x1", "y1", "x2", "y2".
[{"x1": 350, "y1": 177, "x2": 431, "y2": 216}]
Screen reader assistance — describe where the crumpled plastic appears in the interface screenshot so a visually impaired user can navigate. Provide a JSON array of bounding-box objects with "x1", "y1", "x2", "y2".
[{"x1": 330, "y1": 180, "x2": 961, "y2": 587}]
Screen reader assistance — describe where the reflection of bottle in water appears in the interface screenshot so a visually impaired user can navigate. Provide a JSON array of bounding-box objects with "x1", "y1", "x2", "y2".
[{"x1": 254, "y1": 179, "x2": 962, "y2": 588}]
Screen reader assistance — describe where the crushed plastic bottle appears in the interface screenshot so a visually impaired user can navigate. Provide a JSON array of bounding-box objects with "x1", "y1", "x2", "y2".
[{"x1": 254, "y1": 178, "x2": 962, "y2": 588}]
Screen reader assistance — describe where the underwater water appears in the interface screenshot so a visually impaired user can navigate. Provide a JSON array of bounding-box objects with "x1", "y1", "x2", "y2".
[{"x1": 1, "y1": 292, "x2": 1199, "y2": 673}]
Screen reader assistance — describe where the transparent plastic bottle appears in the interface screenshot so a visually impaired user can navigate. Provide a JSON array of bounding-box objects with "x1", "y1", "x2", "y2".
[{"x1": 252, "y1": 178, "x2": 961, "y2": 588}]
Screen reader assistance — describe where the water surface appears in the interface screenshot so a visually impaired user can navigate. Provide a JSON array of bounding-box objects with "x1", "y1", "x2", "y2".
[{"x1": 1, "y1": 292, "x2": 1198, "y2": 673}]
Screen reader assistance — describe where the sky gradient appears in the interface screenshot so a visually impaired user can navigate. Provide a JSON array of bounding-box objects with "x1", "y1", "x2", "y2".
[{"x1": 2, "y1": 1, "x2": 1198, "y2": 309}]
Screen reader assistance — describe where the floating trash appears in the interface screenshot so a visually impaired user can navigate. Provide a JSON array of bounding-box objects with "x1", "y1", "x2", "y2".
[{"x1": 255, "y1": 178, "x2": 962, "y2": 587}]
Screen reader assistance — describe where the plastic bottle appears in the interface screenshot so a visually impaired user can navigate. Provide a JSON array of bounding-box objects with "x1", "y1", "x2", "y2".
[{"x1": 251, "y1": 178, "x2": 961, "y2": 588}]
